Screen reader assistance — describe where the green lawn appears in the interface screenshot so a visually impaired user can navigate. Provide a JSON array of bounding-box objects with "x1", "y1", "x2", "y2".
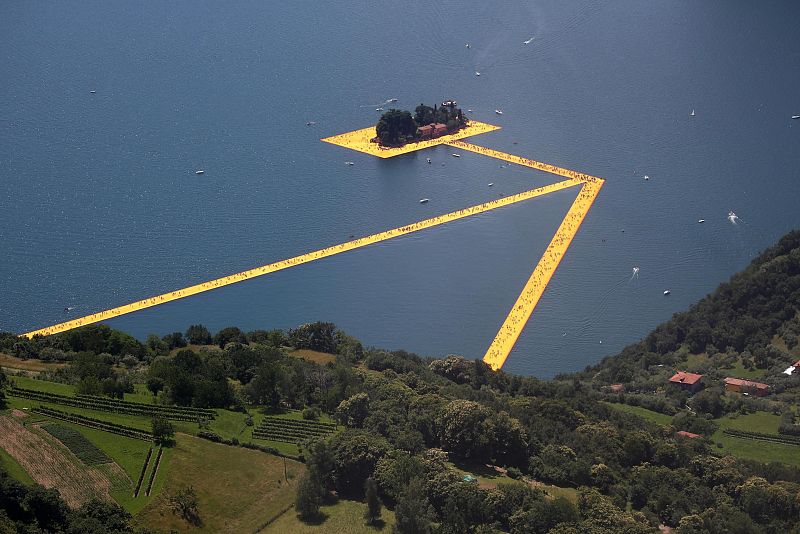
[
  {"x1": 722, "y1": 360, "x2": 766, "y2": 380},
  {"x1": 0, "y1": 442, "x2": 35, "y2": 485},
  {"x1": 603, "y1": 402, "x2": 673, "y2": 426},
  {"x1": 265, "y1": 499, "x2": 395, "y2": 534},
  {"x1": 711, "y1": 412, "x2": 800, "y2": 466},
  {"x1": 11, "y1": 375, "x2": 75, "y2": 395},
  {"x1": 136, "y1": 433, "x2": 303, "y2": 532}
]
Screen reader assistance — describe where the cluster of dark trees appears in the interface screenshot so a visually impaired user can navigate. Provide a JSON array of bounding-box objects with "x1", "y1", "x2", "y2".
[
  {"x1": 375, "y1": 101, "x2": 467, "y2": 146},
  {"x1": 0, "y1": 468, "x2": 140, "y2": 533}
]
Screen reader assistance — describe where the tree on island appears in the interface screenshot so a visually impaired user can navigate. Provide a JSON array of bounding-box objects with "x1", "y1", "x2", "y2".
[
  {"x1": 376, "y1": 109, "x2": 418, "y2": 146},
  {"x1": 377, "y1": 101, "x2": 468, "y2": 147}
]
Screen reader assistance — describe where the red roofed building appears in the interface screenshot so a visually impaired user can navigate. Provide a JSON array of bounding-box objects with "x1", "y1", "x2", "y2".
[
  {"x1": 609, "y1": 384, "x2": 625, "y2": 393},
  {"x1": 724, "y1": 377, "x2": 769, "y2": 397},
  {"x1": 418, "y1": 124, "x2": 435, "y2": 139},
  {"x1": 432, "y1": 123, "x2": 448, "y2": 136},
  {"x1": 793, "y1": 359, "x2": 800, "y2": 369},
  {"x1": 669, "y1": 371, "x2": 704, "y2": 393},
  {"x1": 676, "y1": 430, "x2": 702, "y2": 439}
]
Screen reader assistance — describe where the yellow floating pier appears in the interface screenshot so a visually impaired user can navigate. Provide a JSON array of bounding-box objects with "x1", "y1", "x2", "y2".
[
  {"x1": 23, "y1": 128, "x2": 604, "y2": 373},
  {"x1": 22, "y1": 179, "x2": 578, "y2": 339},
  {"x1": 321, "y1": 121, "x2": 500, "y2": 158},
  {"x1": 481, "y1": 180, "x2": 603, "y2": 370}
]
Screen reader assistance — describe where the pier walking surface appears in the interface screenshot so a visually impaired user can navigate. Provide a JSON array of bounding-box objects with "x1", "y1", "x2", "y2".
[{"x1": 21, "y1": 130, "x2": 603, "y2": 371}]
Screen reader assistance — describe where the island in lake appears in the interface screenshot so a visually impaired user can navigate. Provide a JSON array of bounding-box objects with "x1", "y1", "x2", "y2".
[{"x1": 374, "y1": 100, "x2": 468, "y2": 147}]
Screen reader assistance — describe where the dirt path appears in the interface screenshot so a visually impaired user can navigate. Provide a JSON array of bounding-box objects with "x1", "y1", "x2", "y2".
[{"x1": 0, "y1": 415, "x2": 114, "y2": 507}]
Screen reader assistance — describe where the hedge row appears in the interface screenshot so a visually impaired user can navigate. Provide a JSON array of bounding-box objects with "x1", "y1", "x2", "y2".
[
  {"x1": 32, "y1": 406, "x2": 153, "y2": 441},
  {"x1": 145, "y1": 448, "x2": 163, "y2": 496},
  {"x1": 723, "y1": 428, "x2": 800, "y2": 446},
  {"x1": 11, "y1": 388, "x2": 212, "y2": 422},
  {"x1": 133, "y1": 448, "x2": 154, "y2": 497},
  {"x1": 196, "y1": 430, "x2": 300, "y2": 461}
]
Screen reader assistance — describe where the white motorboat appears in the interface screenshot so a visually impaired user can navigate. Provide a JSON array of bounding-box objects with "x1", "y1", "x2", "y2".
[
  {"x1": 663, "y1": 290, "x2": 671, "y2": 296},
  {"x1": 419, "y1": 198, "x2": 429, "y2": 204},
  {"x1": 451, "y1": 153, "x2": 461, "y2": 158},
  {"x1": 195, "y1": 170, "x2": 204, "y2": 175},
  {"x1": 698, "y1": 219, "x2": 705, "y2": 223},
  {"x1": 690, "y1": 109, "x2": 695, "y2": 116},
  {"x1": 793, "y1": 115, "x2": 800, "y2": 120},
  {"x1": 495, "y1": 109, "x2": 503, "y2": 115}
]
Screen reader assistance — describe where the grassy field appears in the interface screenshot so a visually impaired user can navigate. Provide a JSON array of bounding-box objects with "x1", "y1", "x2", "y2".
[
  {"x1": 0, "y1": 353, "x2": 67, "y2": 373},
  {"x1": 711, "y1": 412, "x2": 800, "y2": 466},
  {"x1": 603, "y1": 402, "x2": 673, "y2": 426},
  {"x1": 136, "y1": 433, "x2": 302, "y2": 533},
  {"x1": 721, "y1": 360, "x2": 766, "y2": 380},
  {"x1": 265, "y1": 499, "x2": 395, "y2": 534},
  {"x1": 0, "y1": 441, "x2": 35, "y2": 485},
  {"x1": 446, "y1": 460, "x2": 578, "y2": 503},
  {"x1": 290, "y1": 349, "x2": 337, "y2": 365}
]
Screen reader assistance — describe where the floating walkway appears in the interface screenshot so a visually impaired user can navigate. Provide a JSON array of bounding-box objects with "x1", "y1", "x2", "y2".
[
  {"x1": 21, "y1": 179, "x2": 579, "y2": 339},
  {"x1": 23, "y1": 133, "x2": 604, "y2": 373},
  {"x1": 480, "y1": 179, "x2": 603, "y2": 370}
]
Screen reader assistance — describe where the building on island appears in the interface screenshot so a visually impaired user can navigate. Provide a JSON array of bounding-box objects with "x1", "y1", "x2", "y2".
[
  {"x1": 723, "y1": 377, "x2": 769, "y2": 397},
  {"x1": 668, "y1": 371, "x2": 704, "y2": 393},
  {"x1": 676, "y1": 430, "x2": 702, "y2": 439},
  {"x1": 417, "y1": 123, "x2": 449, "y2": 140}
]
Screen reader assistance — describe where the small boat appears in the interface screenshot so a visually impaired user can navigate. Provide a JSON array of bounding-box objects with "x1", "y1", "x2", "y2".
[
  {"x1": 195, "y1": 170, "x2": 204, "y2": 175},
  {"x1": 89, "y1": 90, "x2": 96, "y2": 94},
  {"x1": 388, "y1": 98, "x2": 398, "y2": 103},
  {"x1": 475, "y1": 71, "x2": 481, "y2": 76},
  {"x1": 375, "y1": 107, "x2": 383, "y2": 111},
  {"x1": 419, "y1": 198, "x2": 429, "y2": 204},
  {"x1": 465, "y1": 43, "x2": 471, "y2": 49},
  {"x1": 451, "y1": 153, "x2": 461, "y2": 158},
  {"x1": 426, "y1": 158, "x2": 431, "y2": 164},
  {"x1": 793, "y1": 115, "x2": 800, "y2": 120},
  {"x1": 494, "y1": 109, "x2": 503, "y2": 115},
  {"x1": 690, "y1": 109, "x2": 695, "y2": 116},
  {"x1": 698, "y1": 219, "x2": 705, "y2": 223},
  {"x1": 488, "y1": 183, "x2": 494, "y2": 187},
  {"x1": 644, "y1": 175, "x2": 650, "y2": 180},
  {"x1": 306, "y1": 121, "x2": 316, "y2": 126},
  {"x1": 345, "y1": 161, "x2": 354, "y2": 166},
  {"x1": 467, "y1": 109, "x2": 473, "y2": 112},
  {"x1": 663, "y1": 290, "x2": 671, "y2": 296},
  {"x1": 524, "y1": 37, "x2": 534, "y2": 45}
]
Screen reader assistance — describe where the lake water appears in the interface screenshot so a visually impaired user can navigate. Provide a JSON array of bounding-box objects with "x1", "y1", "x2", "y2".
[{"x1": 2, "y1": 1, "x2": 799, "y2": 377}]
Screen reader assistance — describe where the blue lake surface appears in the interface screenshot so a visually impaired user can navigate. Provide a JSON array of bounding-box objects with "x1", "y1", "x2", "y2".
[{"x1": 2, "y1": 1, "x2": 799, "y2": 377}]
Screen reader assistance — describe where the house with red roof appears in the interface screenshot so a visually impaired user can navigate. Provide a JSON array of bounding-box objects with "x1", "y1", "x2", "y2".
[
  {"x1": 668, "y1": 371, "x2": 704, "y2": 393},
  {"x1": 676, "y1": 430, "x2": 702, "y2": 439},
  {"x1": 724, "y1": 377, "x2": 769, "y2": 397}
]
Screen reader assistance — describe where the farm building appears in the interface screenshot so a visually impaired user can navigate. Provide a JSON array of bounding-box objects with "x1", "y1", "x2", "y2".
[
  {"x1": 668, "y1": 371, "x2": 704, "y2": 393},
  {"x1": 723, "y1": 377, "x2": 769, "y2": 397}
]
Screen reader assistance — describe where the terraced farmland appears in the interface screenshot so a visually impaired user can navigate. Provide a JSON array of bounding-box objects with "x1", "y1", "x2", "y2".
[{"x1": 252, "y1": 416, "x2": 337, "y2": 444}]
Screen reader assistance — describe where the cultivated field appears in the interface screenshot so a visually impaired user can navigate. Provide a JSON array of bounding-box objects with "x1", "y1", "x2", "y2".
[{"x1": 0, "y1": 413, "x2": 125, "y2": 506}]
